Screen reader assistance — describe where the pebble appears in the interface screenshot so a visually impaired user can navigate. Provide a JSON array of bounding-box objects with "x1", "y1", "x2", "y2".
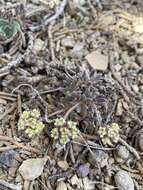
[
  {"x1": 115, "y1": 170, "x2": 134, "y2": 190},
  {"x1": 32, "y1": 38, "x2": 44, "y2": 54},
  {"x1": 88, "y1": 150, "x2": 108, "y2": 168},
  {"x1": 116, "y1": 100, "x2": 123, "y2": 116},
  {"x1": 115, "y1": 145, "x2": 130, "y2": 163},
  {"x1": 85, "y1": 51, "x2": 108, "y2": 71},
  {"x1": 0, "y1": 150, "x2": 18, "y2": 168},
  {"x1": 57, "y1": 160, "x2": 69, "y2": 171},
  {"x1": 61, "y1": 37, "x2": 75, "y2": 48},
  {"x1": 70, "y1": 43, "x2": 84, "y2": 58},
  {"x1": 117, "y1": 146, "x2": 130, "y2": 160}
]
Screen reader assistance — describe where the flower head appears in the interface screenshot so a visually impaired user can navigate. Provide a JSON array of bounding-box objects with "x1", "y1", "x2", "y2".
[{"x1": 18, "y1": 109, "x2": 45, "y2": 138}]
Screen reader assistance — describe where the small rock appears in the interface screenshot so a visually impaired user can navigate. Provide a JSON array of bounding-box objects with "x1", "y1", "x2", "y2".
[
  {"x1": 88, "y1": 150, "x2": 108, "y2": 168},
  {"x1": 57, "y1": 160, "x2": 69, "y2": 171},
  {"x1": 85, "y1": 51, "x2": 108, "y2": 71},
  {"x1": 56, "y1": 181, "x2": 67, "y2": 190},
  {"x1": 70, "y1": 43, "x2": 84, "y2": 58},
  {"x1": 61, "y1": 37, "x2": 75, "y2": 48},
  {"x1": 78, "y1": 163, "x2": 90, "y2": 178},
  {"x1": 116, "y1": 100, "x2": 123, "y2": 116},
  {"x1": 0, "y1": 150, "x2": 18, "y2": 168},
  {"x1": 33, "y1": 38, "x2": 44, "y2": 54},
  {"x1": 117, "y1": 146, "x2": 130, "y2": 160},
  {"x1": 115, "y1": 170, "x2": 134, "y2": 190},
  {"x1": 115, "y1": 145, "x2": 130, "y2": 163}
]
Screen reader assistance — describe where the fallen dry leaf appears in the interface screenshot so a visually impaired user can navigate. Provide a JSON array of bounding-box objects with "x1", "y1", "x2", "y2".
[{"x1": 19, "y1": 157, "x2": 48, "y2": 181}]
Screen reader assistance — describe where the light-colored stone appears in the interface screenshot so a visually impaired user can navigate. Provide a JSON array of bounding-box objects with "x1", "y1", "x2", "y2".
[
  {"x1": 115, "y1": 170, "x2": 134, "y2": 190},
  {"x1": 116, "y1": 100, "x2": 123, "y2": 116},
  {"x1": 88, "y1": 150, "x2": 108, "y2": 168},
  {"x1": 33, "y1": 38, "x2": 44, "y2": 54},
  {"x1": 70, "y1": 43, "x2": 84, "y2": 58},
  {"x1": 115, "y1": 145, "x2": 130, "y2": 163},
  {"x1": 85, "y1": 51, "x2": 108, "y2": 71},
  {"x1": 57, "y1": 160, "x2": 69, "y2": 171},
  {"x1": 61, "y1": 37, "x2": 75, "y2": 48}
]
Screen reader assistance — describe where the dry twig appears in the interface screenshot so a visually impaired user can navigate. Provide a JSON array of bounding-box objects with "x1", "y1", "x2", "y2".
[
  {"x1": 0, "y1": 32, "x2": 33, "y2": 73},
  {"x1": 0, "y1": 135, "x2": 41, "y2": 154}
]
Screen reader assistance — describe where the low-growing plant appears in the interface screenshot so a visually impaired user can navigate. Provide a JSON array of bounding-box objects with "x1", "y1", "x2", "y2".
[
  {"x1": 18, "y1": 109, "x2": 45, "y2": 138},
  {"x1": 51, "y1": 117, "x2": 79, "y2": 145},
  {"x1": 98, "y1": 123, "x2": 120, "y2": 146},
  {"x1": 0, "y1": 18, "x2": 21, "y2": 43}
]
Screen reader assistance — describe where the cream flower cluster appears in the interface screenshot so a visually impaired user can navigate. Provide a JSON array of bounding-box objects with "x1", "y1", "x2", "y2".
[
  {"x1": 51, "y1": 117, "x2": 79, "y2": 145},
  {"x1": 98, "y1": 123, "x2": 120, "y2": 146},
  {"x1": 18, "y1": 109, "x2": 45, "y2": 138}
]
